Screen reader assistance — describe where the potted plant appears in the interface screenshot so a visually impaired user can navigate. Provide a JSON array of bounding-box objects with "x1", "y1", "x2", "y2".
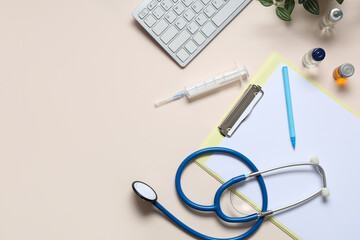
[{"x1": 259, "y1": 0, "x2": 344, "y2": 21}]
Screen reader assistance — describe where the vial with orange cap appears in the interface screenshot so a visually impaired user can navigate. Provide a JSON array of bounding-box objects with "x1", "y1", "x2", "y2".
[{"x1": 333, "y1": 63, "x2": 355, "y2": 86}]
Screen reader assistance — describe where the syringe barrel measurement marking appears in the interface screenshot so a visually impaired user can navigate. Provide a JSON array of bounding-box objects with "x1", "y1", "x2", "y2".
[{"x1": 185, "y1": 70, "x2": 242, "y2": 98}]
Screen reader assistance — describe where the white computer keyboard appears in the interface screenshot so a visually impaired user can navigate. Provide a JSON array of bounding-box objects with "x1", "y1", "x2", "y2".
[{"x1": 133, "y1": 0, "x2": 252, "y2": 67}]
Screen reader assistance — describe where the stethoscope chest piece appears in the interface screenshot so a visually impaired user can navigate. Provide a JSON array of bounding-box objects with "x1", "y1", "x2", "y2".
[{"x1": 132, "y1": 181, "x2": 158, "y2": 202}]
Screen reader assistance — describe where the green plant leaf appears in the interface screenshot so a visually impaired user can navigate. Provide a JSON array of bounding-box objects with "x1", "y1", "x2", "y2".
[
  {"x1": 259, "y1": 0, "x2": 274, "y2": 7},
  {"x1": 303, "y1": 0, "x2": 319, "y2": 15},
  {"x1": 276, "y1": 7, "x2": 291, "y2": 21},
  {"x1": 336, "y1": 0, "x2": 344, "y2": 4},
  {"x1": 298, "y1": 0, "x2": 307, "y2": 4},
  {"x1": 285, "y1": 0, "x2": 295, "y2": 14}
]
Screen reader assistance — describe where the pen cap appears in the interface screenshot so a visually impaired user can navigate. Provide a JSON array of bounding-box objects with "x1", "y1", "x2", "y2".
[
  {"x1": 311, "y1": 48, "x2": 326, "y2": 62},
  {"x1": 329, "y1": 8, "x2": 343, "y2": 22},
  {"x1": 339, "y1": 63, "x2": 355, "y2": 78}
]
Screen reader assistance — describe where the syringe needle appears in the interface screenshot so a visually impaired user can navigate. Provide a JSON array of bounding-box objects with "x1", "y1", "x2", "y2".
[{"x1": 155, "y1": 92, "x2": 185, "y2": 108}]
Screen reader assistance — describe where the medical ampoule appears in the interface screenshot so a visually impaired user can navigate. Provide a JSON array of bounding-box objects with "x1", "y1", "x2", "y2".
[
  {"x1": 333, "y1": 63, "x2": 355, "y2": 86},
  {"x1": 320, "y1": 8, "x2": 343, "y2": 30},
  {"x1": 302, "y1": 48, "x2": 326, "y2": 68}
]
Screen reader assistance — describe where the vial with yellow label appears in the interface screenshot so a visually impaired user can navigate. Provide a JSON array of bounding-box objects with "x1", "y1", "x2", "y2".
[{"x1": 333, "y1": 63, "x2": 355, "y2": 86}]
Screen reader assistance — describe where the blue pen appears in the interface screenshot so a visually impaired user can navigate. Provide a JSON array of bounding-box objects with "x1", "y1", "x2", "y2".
[{"x1": 282, "y1": 66, "x2": 296, "y2": 148}]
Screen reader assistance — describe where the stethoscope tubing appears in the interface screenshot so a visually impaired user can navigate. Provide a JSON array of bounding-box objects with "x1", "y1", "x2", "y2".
[
  {"x1": 153, "y1": 201, "x2": 265, "y2": 240},
  {"x1": 175, "y1": 147, "x2": 268, "y2": 217},
  {"x1": 171, "y1": 147, "x2": 269, "y2": 239}
]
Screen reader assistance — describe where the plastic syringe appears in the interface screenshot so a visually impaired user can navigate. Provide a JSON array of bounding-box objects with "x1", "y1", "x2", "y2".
[{"x1": 155, "y1": 65, "x2": 249, "y2": 107}]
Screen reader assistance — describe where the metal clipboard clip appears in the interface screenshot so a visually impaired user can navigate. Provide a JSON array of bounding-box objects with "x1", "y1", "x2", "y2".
[{"x1": 218, "y1": 84, "x2": 264, "y2": 137}]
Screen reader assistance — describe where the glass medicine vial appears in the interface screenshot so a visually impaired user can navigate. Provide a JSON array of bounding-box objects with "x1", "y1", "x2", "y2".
[
  {"x1": 320, "y1": 8, "x2": 343, "y2": 30},
  {"x1": 302, "y1": 48, "x2": 326, "y2": 68},
  {"x1": 333, "y1": 63, "x2": 355, "y2": 86}
]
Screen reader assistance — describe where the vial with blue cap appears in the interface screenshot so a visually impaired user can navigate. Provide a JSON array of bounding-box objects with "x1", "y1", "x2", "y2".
[{"x1": 302, "y1": 48, "x2": 326, "y2": 68}]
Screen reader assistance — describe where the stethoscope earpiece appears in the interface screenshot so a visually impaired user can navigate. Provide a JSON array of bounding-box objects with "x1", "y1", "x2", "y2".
[
  {"x1": 322, "y1": 188, "x2": 330, "y2": 197},
  {"x1": 310, "y1": 156, "x2": 319, "y2": 165}
]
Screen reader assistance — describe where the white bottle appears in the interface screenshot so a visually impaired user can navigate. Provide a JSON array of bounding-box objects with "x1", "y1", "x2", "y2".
[{"x1": 320, "y1": 8, "x2": 343, "y2": 30}]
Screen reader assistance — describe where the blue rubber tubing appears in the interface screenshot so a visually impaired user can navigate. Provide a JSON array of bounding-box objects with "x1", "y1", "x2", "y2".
[{"x1": 164, "y1": 147, "x2": 269, "y2": 240}]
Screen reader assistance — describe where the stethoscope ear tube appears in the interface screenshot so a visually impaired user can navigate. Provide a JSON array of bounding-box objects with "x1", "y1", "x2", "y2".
[{"x1": 247, "y1": 160, "x2": 329, "y2": 217}]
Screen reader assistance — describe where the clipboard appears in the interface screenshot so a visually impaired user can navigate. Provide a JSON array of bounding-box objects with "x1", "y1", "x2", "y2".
[{"x1": 194, "y1": 52, "x2": 360, "y2": 239}]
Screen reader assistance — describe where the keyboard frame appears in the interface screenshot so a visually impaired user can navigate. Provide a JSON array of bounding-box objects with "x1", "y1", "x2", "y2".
[{"x1": 133, "y1": 0, "x2": 252, "y2": 67}]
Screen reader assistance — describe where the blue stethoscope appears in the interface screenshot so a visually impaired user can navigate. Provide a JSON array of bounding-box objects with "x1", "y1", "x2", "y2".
[{"x1": 132, "y1": 147, "x2": 329, "y2": 240}]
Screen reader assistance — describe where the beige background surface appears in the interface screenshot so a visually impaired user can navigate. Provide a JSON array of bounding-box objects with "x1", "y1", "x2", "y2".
[{"x1": 0, "y1": 0, "x2": 359, "y2": 239}]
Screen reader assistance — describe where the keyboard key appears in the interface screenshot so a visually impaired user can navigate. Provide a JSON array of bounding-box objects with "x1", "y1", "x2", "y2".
[
  {"x1": 201, "y1": 0, "x2": 211, "y2": 4},
  {"x1": 160, "y1": 25, "x2": 179, "y2": 44},
  {"x1": 204, "y1": 5, "x2": 216, "y2": 17},
  {"x1": 212, "y1": 0, "x2": 246, "y2": 27},
  {"x1": 195, "y1": 13, "x2": 207, "y2": 26},
  {"x1": 187, "y1": 22, "x2": 199, "y2": 34},
  {"x1": 175, "y1": 17, "x2": 187, "y2": 30},
  {"x1": 169, "y1": 30, "x2": 190, "y2": 52},
  {"x1": 185, "y1": 40, "x2": 197, "y2": 53},
  {"x1": 193, "y1": 32, "x2": 206, "y2": 45},
  {"x1": 212, "y1": 0, "x2": 224, "y2": 9},
  {"x1": 201, "y1": 21, "x2": 216, "y2": 37},
  {"x1": 177, "y1": 48, "x2": 190, "y2": 62},
  {"x1": 181, "y1": 0, "x2": 194, "y2": 7},
  {"x1": 138, "y1": 9, "x2": 149, "y2": 19},
  {"x1": 164, "y1": 11, "x2": 177, "y2": 23},
  {"x1": 161, "y1": 0, "x2": 173, "y2": 10},
  {"x1": 147, "y1": 0, "x2": 157, "y2": 10},
  {"x1": 183, "y1": 9, "x2": 195, "y2": 21},
  {"x1": 174, "y1": 3, "x2": 186, "y2": 15},
  {"x1": 152, "y1": 19, "x2": 169, "y2": 35},
  {"x1": 153, "y1": 6, "x2": 165, "y2": 19},
  {"x1": 144, "y1": 15, "x2": 157, "y2": 27},
  {"x1": 192, "y1": 1, "x2": 203, "y2": 13}
]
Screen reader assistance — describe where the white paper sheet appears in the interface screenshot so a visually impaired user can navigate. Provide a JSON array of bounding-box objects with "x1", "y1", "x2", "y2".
[{"x1": 205, "y1": 62, "x2": 360, "y2": 239}]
